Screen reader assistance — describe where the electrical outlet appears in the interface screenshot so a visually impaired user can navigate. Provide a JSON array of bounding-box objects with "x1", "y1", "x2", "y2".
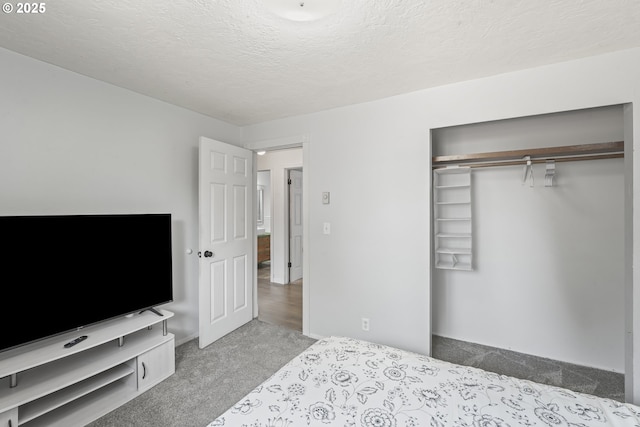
[
  {"x1": 323, "y1": 222, "x2": 331, "y2": 235},
  {"x1": 361, "y1": 318, "x2": 370, "y2": 331}
]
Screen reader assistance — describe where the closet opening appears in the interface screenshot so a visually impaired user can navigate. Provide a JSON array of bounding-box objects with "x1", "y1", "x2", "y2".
[{"x1": 429, "y1": 105, "x2": 627, "y2": 402}]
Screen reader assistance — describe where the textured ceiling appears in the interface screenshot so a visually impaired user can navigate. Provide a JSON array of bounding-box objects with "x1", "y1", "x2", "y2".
[{"x1": 1, "y1": 0, "x2": 639, "y2": 125}]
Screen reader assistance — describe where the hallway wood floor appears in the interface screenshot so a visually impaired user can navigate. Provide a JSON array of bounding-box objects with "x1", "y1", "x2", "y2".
[{"x1": 257, "y1": 262, "x2": 302, "y2": 331}]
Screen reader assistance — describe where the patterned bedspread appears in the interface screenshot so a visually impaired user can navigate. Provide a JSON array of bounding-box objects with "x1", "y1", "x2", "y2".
[{"x1": 208, "y1": 336, "x2": 640, "y2": 426}]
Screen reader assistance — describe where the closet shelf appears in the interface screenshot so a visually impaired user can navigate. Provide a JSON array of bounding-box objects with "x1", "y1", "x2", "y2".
[
  {"x1": 432, "y1": 141, "x2": 623, "y2": 169},
  {"x1": 435, "y1": 184, "x2": 470, "y2": 189},
  {"x1": 436, "y1": 261, "x2": 472, "y2": 271},
  {"x1": 436, "y1": 233, "x2": 472, "y2": 238},
  {"x1": 433, "y1": 168, "x2": 473, "y2": 271},
  {"x1": 436, "y1": 247, "x2": 472, "y2": 255}
]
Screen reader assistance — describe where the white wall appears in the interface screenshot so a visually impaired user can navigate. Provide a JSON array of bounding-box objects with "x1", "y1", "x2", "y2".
[
  {"x1": 0, "y1": 47, "x2": 242, "y2": 346},
  {"x1": 243, "y1": 48, "x2": 640, "y2": 399},
  {"x1": 4, "y1": 40, "x2": 640, "y2": 400},
  {"x1": 257, "y1": 149, "x2": 303, "y2": 284},
  {"x1": 432, "y1": 106, "x2": 625, "y2": 372}
]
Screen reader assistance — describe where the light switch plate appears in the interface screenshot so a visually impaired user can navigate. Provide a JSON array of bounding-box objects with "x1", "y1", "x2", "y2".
[{"x1": 322, "y1": 192, "x2": 330, "y2": 204}]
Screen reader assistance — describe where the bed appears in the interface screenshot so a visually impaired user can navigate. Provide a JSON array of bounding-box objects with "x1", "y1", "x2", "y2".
[{"x1": 208, "y1": 336, "x2": 640, "y2": 426}]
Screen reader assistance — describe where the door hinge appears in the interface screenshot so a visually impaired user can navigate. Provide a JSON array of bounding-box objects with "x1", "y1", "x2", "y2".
[
  {"x1": 288, "y1": 262, "x2": 292, "y2": 268},
  {"x1": 288, "y1": 178, "x2": 292, "y2": 185}
]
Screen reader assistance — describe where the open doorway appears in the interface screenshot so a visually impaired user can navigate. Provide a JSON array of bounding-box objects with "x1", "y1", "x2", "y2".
[{"x1": 254, "y1": 148, "x2": 304, "y2": 331}]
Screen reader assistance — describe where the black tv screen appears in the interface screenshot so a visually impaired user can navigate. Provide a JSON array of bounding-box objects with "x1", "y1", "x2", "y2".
[{"x1": 0, "y1": 213, "x2": 173, "y2": 353}]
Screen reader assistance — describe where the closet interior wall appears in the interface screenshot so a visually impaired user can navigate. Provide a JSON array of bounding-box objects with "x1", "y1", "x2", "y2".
[{"x1": 431, "y1": 105, "x2": 625, "y2": 373}]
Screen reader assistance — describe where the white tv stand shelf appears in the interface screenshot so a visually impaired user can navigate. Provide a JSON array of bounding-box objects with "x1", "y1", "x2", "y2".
[{"x1": 0, "y1": 309, "x2": 175, "y2": 427}]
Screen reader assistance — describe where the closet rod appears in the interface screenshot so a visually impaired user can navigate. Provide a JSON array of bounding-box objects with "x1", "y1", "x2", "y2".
[
  {"x1": 433, "y1": 153, "x2": 623, "y2": 169},
  {"x1": 432, "y1": 141, "x2": 624, "y2": 169}
]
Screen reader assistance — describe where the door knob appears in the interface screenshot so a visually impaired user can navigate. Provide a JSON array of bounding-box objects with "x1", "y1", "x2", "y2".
[{"x1": 204, "y1": 250, "x2": 214, "y2": 258}]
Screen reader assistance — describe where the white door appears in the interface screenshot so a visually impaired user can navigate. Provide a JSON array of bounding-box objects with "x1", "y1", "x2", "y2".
[
  {"x1": 288, "y1": 169, "x2": 303, "y2": 282},
  {"x1": 199, "y1": 137, "x2": 254, "y2": 349}
]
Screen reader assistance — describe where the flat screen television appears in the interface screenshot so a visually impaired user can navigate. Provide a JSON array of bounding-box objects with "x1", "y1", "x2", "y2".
[{"x1": 0, "y1": 213, "x2": 173, "y2": 353}]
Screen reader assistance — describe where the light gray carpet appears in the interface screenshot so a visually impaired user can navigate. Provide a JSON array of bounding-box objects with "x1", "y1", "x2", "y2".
[
  {"x1": 87, "y1": 319, "x2": 316, "y2": 427},
  {"x1": 88, "y1": 323, "x2": 625, "y2": 426},
  {"x1": 432, "y1": 335, "x2": 625, "y2": 402}
]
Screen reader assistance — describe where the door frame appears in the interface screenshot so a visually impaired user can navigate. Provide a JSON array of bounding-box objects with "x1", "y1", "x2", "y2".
[{"x1": 245, "y1": 135, "x2": 310, "y2": 336}]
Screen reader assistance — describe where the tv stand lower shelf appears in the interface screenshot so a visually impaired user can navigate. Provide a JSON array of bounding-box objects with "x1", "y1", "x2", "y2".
[{"x1": 0, "y1": 310, "x2": 175, "y2": 427}]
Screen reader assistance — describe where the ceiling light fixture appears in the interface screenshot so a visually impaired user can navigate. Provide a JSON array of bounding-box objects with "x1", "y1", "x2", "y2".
[
  {"x1": 263, "y1": 0, "x2": 341, "y2": 22},
  {"x1": 257, "y1": 150, "x2": 267, "y2": 156}
]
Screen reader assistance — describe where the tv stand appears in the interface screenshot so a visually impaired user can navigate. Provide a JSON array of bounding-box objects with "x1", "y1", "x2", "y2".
[
  {"x1": 139, "y1": 307, "x2": 163, "y2": 317},
  {"x1": 0, "y1": 310, "x2": 175, "y2": 426}
]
